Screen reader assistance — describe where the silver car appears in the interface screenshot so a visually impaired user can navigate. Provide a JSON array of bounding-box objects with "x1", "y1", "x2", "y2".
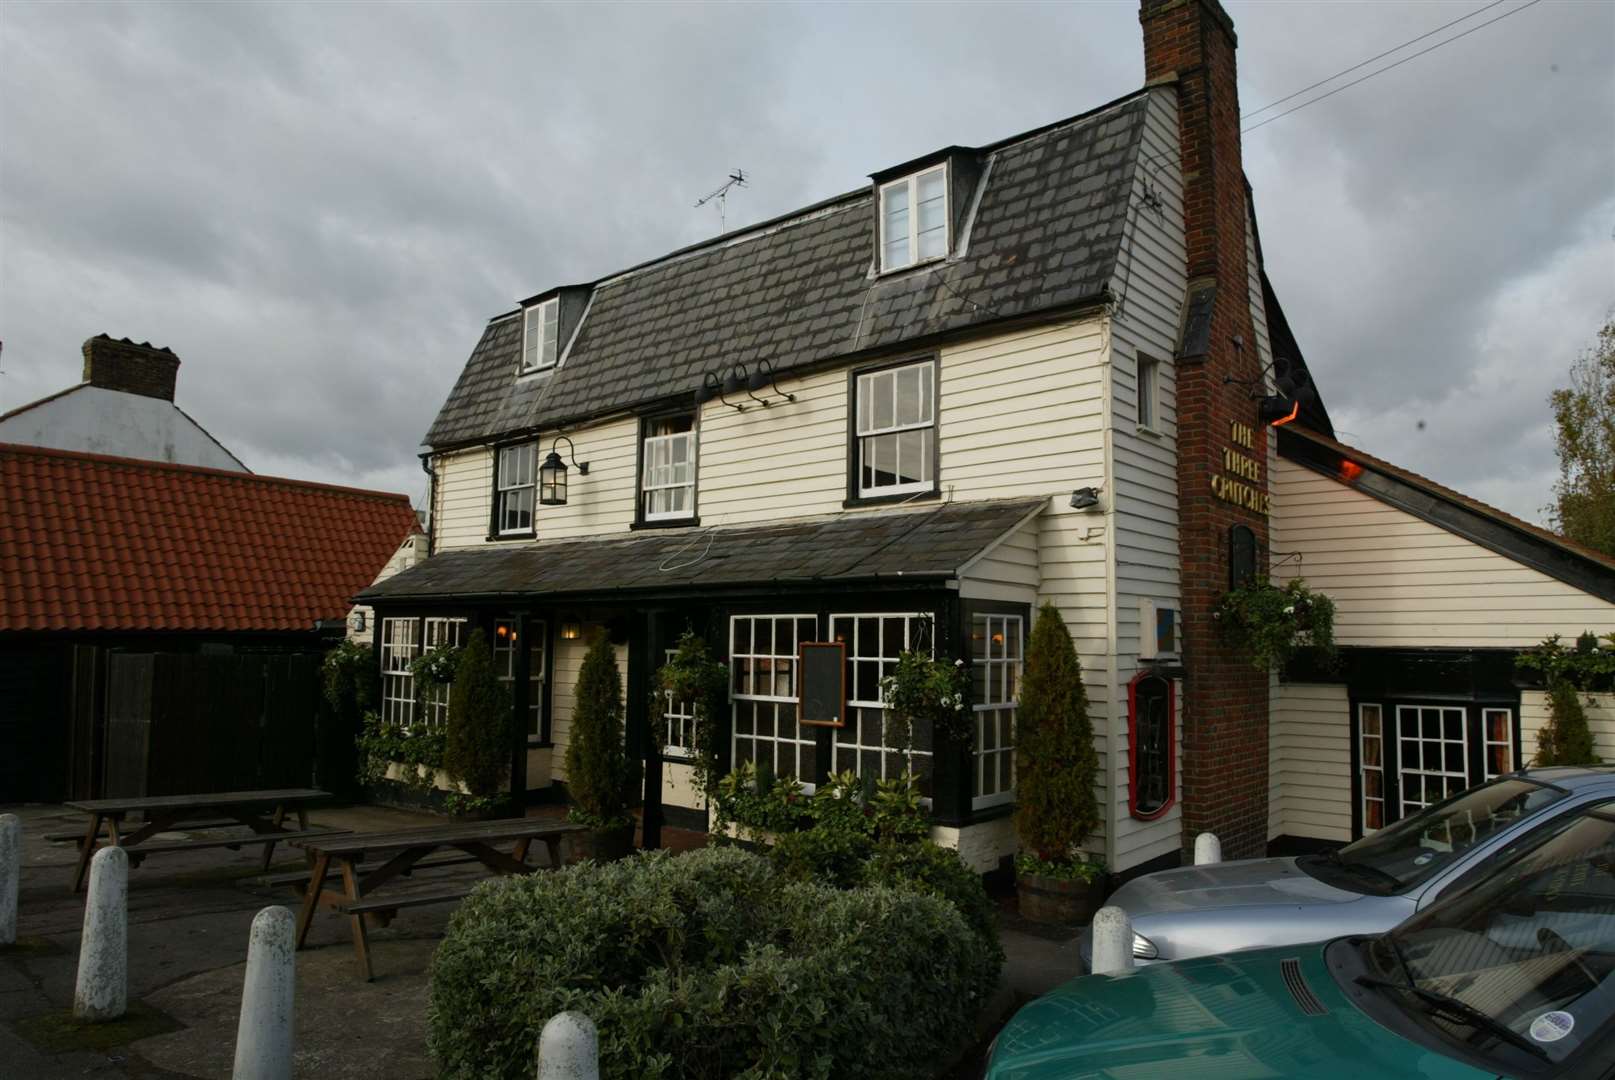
[{"x1": 1081, "y1": 765, "x2": 1615, "y2": 970}]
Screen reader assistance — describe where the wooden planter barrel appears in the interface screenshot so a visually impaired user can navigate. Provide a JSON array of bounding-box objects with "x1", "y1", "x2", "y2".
[{"x1": 1016, "y1": 871, "x2": 1107, "y2": 926}]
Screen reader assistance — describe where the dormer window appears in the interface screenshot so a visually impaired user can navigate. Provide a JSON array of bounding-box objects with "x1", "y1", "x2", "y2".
[
  {"x1": 879, "y1": 164, "x2": 948, "y2": 272},
  {"x1": 521, "y1": 297, "x2": 560, "y2": 374}
]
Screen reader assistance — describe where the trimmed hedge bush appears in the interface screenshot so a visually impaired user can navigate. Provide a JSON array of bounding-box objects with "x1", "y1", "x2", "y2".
[{"x1": 428, "y1": 847, "x2": 999, "y2": 1080}]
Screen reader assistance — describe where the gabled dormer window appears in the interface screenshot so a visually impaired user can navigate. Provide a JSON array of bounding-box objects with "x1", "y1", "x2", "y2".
[
  {"x1": 521, "y1": 297, "x2": 560, "y2": 374},
  {"x1": 879, "y1": 164, "x2": 948, "y2": 272}
]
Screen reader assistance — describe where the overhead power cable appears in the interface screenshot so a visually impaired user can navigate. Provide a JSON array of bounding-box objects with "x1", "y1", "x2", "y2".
[
  {"x1": 1242, "y1": 0, "x2": 1509, "y2": 120},
  {"x1": 1242, "y1": 0, "x2": 1546, "y2": 135}
]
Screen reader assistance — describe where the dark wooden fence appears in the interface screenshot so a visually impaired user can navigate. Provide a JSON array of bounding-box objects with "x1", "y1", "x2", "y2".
[
  {"x1": 103, "y1": 652, "x2": 325, "y2": 798},
  {"x1": 0, "y1": 646, "x2": 73, "y2": 802}
]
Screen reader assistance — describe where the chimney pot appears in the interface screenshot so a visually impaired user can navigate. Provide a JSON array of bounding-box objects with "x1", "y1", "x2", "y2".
[{"x1": 81, "y1": 334, "x2": 181, "y2": 402}]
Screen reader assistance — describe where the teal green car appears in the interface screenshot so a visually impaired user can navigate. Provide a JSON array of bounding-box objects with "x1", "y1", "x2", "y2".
[{"x1": 986, "y1": 802, "x2": 1615, "y2": 1079}]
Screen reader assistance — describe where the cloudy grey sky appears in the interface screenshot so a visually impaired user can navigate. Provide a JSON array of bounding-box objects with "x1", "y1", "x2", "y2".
[{"x1": 2, "y1": 0, "x2": 1611, "y2": 524}]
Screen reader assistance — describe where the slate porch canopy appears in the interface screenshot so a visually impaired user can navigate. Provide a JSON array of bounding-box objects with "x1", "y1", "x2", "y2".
[{"x1": 358, "y1": 496, "x2": 1046, "y2": 605}]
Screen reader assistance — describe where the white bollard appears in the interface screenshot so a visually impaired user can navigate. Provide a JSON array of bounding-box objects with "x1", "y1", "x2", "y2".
[
  {"x1": 1194, "y1": 832, "x2": 1222, "y2": 866},
  {"x1": 537, "y1": 1011, "x2": 599, "y2": 1080},
  {"x1": 0, "y1": 814, "x2": 19, "y2": 945},
  {"x1": 74, "y1": 845, "x2": 127, "y2": 1021},
  {"x1": 1090, "y1": 905, "x2": 1135, "y2": 975},
  {"x1": 233, "y1": 906, "x2": 296, "y2": 1080}
]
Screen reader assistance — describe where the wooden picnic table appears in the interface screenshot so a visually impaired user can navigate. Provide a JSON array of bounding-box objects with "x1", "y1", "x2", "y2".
[
  {"x1": 62, "y1": 788, "x2": 338, "y2": 892},
  {"x1": 289, "y1": 817, "x2": 586, "y2": 981}
]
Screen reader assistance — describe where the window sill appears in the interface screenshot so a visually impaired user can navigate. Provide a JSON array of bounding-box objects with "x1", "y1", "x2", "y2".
[
  {"x1": 1135, "y1": 424, "x2": 1164, "y2": 440},
  {"x1": 876, "y1": 252, "x2": 949, "y2": 278},
  {"x1": 843, "y1": 489, "x2": 940, "y2": 511},
  {"x1": 526, "y1": 740, "x2": 554, "y2": 750},
  {"x1": 487, "y1": 530, "x2": 536, "y2": 542},
  {"x1": 631, "y1": 516, "x2": 701, "y2": 531}
]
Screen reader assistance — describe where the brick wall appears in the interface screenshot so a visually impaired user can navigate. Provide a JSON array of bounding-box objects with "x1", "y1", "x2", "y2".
[
  {"x1": 1141, "y1": 0, "x2": 1272, "y2": 859},
  {"x1": 81, "y1": 335, "x2": 181, "y2": 402}
]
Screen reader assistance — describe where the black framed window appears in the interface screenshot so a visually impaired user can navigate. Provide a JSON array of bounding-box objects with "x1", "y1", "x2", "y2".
[
  {"x1": 849, "y1": 357, "x2": 938, "y2": 503},
  {"x1": 494, "y1": 443, "x2": 536, "y2": 536},
  {"x1": 638, "y1": 414, "x2": 697, "y2": 524},
  {"x1": 494, "y1": 618, "x2": 546, "y2": 743},
  {"x1": 1352, "y1": 699, "x2": 1522, "y2": 837}
]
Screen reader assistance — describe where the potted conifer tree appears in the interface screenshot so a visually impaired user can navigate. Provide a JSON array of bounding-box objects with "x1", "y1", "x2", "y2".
[
  {"x1": 443, "y1": 628, "x2": 513, "y2": 819},
  {"x1": 1014, "y1": 602, "x2": 1106, "y2": 924},
  {"x1": 565, "y1": 631, "x2": 641, "y2": 861}
]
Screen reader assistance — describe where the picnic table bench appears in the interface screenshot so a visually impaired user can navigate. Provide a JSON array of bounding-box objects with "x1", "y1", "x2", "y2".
[
  {"x1": 62, "y1": 789, "x2": 341, "y2": 892},
  {"x1": 289, "y1": 817, "x2": 586, "y2": 980}
]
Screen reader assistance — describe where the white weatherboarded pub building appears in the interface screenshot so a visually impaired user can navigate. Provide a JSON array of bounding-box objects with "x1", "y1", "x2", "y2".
[{"x1": 361, "y1": 0, "x2": 1615, "y2": 878}]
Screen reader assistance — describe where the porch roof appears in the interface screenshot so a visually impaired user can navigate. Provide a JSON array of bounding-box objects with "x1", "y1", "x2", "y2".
[{"x1": 358, "y1": 496, "x2": 1048, "y2": 604}]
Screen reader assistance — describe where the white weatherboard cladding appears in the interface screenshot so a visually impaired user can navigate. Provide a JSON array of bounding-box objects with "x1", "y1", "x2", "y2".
[
  {"x1": 1268, "y1": 682, "x2": 1352, "y2": 842},
  {"x1": 1520, "y1": 690, "x2": 1615, "y2": 765},
  {"x1": 959, "y1": 518, "x2": 1040, "y2": 602},
  {"x1": 1103, "y1": 86, "x2": 1187, "y2": 869},
  {"x1": 0, "y1": 385, "x2": 246, "y2": 471},
  {"x1": 1270, "y1": 458, "x2": 1615, "y2": 646}
]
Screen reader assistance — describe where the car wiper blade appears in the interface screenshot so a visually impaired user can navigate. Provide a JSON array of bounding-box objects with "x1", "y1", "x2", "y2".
[
  {"x1": 1333, "y1": 859, "x2": 1403, "y2": 890},
  {"x1": 1355, "y1": 976, "x2": 1550, "y2": 1062}
]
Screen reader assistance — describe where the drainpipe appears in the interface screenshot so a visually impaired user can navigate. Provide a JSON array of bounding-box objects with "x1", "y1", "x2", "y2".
[{"x1": 419, "y1": 451, "x2": 436, "y2": 558}]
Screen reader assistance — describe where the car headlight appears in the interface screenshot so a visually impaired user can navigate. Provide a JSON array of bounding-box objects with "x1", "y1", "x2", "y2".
[{"x1": 1132, "y1": 931, "x2": 1158, "y2": 959}]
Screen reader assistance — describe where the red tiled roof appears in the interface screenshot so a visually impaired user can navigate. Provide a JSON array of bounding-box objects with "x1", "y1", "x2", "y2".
[{"x1": 1, "y1": 443, "x2": 420, "y2": 633}]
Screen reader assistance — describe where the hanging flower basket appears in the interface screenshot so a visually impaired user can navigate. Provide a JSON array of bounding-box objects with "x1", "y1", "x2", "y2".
[
  {"x1": 879, "y1": 651, "x2": 971, "y2": 754},
  {"x1": 410, "y1": 645, "x2": 463, "y2": 686},
  {"x1": 1214, "y1": 577, "x2": 1337, "y2": 672}
]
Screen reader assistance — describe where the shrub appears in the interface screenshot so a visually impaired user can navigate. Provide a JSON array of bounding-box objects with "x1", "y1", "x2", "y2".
[
  {"x1": 864, "y1": 839, "x2": 999, "y2": 955},
  {"x1": 1014, "y1": 603, "x2": 1100, "y2": 865},
  {"x1": 442, "y1": 629, "x2": 512, "y2": 798},
  {"x1": 428, "y1": 847, "x2": 998, "y2": 1080},
  {"x1": 1537, "y1": 680, "x2": 1600, "y2": 765},
  {"x1": 566, "y1": 631, "x2": 640, "y2": 827}
]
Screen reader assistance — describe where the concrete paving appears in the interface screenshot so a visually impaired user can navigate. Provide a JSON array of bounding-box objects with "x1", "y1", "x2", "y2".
[{"x1": 1, "y1": 801, "x2": 1079, "y2": 1079}]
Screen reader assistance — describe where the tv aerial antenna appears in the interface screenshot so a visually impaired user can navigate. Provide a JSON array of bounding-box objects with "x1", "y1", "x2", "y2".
[{"x1": 695, "y1": 169, "x2": 748, "y2": 233}]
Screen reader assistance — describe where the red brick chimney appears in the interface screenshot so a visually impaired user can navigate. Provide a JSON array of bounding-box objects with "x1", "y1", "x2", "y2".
[
  {"x1": 82, "y1": 335, "x2": 181, "y2": 402},
  {"x1": 1141, "y1": 0, "x2": 1272, "y2": 860}
]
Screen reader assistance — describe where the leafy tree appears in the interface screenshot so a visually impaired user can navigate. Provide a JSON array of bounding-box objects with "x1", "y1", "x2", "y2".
[
  {"x1": 1014, "y1": 603, "x2": 1100, "y2": 864},
  {"x1": 443, "y1": 629, "x2": 512, "y2": 797},
  {"x1": 566, "y1": 631, "x2": 640, "y2": 826},
  {"x1": 1536, "y1": 680, "x2": 1599, "y2": 766},
  {"x1": 1548, "y1": 317, "x2": 1615, "y2": 556}
]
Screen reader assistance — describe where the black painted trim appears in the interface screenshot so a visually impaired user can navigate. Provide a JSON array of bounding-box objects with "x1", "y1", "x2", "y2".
[
  {"x1": 845, "y1": 354, "x2": 942, "y2": 506},
  {"x1": 1277, "y1": 428, "x2": 1615, "y2": 604}
]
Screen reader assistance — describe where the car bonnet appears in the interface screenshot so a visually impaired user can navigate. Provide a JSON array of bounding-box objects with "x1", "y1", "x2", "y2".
[
  {"x1": 1107, "y1": 856, "x2": 1360, "y2": 917},
  {"x1": 985, "y1": 946, "x2": 1494, "y2": 1080}
]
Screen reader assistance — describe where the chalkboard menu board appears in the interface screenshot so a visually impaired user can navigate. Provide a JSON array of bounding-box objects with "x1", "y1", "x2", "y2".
[{"x1": 798, "y1": 642, "x2": 846, "y2": 728}]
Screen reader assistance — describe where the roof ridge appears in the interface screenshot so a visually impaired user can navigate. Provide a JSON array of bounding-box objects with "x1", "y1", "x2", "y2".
[{"x1": 0, "y1": 442, "x2": 413, "y2": 506}]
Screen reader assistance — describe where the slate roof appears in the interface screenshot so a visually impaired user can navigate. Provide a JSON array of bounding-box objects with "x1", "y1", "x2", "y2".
[
  {"x1": 359, "y1": 496, "x2": 1048, "y2": 603},
  {"x1": 1, "y1": 443, "x2": 420, "y2": 633},
  {"x1": 425, "y1": 90, "x2": 1153, "y2": 449}
]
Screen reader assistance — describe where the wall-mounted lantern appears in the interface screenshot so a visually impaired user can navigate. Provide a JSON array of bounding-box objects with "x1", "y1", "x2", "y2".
[
  {"x1": 348, "y1": 609, "x2": 367, "y2": 633},
  {"x1": 559, "y1": 618, "x2": 582, "y2": 641},
  {"x1": 539, "y1": 435, "x2": 590, "y2": 506}
]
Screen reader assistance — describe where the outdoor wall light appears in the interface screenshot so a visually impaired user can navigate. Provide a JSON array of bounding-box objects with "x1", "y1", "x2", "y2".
[
  {"x1": 746, "y1": 358, "x2": 797, "y2": 406},
  {"x1": 559, "y1": 619, "x2": 582, "y2": 641},
  {"x1": 1070, "y1": 487, "x2": 1102, "y2": 510},
  {"x1": 539, "y1": 435, "x2": 589, "y2": 506},
  {"x1": 348, "y1": 610, "x2": 367, "y2": 633}
]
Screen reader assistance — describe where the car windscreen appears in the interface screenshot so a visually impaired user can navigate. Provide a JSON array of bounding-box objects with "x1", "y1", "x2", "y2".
[
  {"x1": 1299, "y1": 777, "x2": 1565, "y2": 895},
  {"x1": 1359, "y1": 802, "x2": 1615, "y2": 1069}
]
